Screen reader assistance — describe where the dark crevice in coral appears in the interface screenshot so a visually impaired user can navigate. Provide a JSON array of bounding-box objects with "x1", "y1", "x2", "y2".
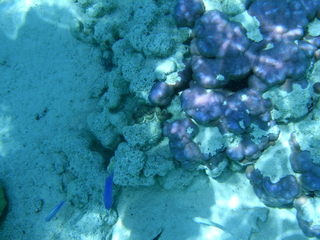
[
  {"x1": 86, "y1": 132, "x2": 115, "y2": 168},
  {"x1": 224, "y1": 78, "x2": 249, "y2": 92}
]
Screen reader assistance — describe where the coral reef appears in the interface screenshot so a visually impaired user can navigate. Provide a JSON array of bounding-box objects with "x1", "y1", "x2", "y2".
[
  {"x1": 74, "y1": 0, "x2": 320, "y2": 238},
  {"x1": 146, "y1": 0, "x2": 320, "y2": 238},
  {"x1": 73, "y1": 0, "x2": 196, "y2": 189}
]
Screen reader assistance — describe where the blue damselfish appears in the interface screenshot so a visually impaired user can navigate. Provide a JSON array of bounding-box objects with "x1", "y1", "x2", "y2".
[
  {"x1": 103, "y1": 173, "x2": 114, "y2": 210},
  {"x1": 45, "y1": 200, "x2": 65, "y2": 222}
]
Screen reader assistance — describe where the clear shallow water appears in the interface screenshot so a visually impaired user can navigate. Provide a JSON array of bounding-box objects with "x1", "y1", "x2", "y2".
[{"x1": 0, "y1": 0, "x2": 319, "y2": 239}]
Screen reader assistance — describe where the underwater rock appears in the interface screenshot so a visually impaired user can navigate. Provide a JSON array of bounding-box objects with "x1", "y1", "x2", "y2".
[
  {"x1": 263, "y1": 84, "x2": 313, "y2": 123},
  {"x1": 112, "y1": 143, "x2": 154, "y2": 186},
  {"x1": 122, "y1": 120, "x2": 162, "y2": 150}
]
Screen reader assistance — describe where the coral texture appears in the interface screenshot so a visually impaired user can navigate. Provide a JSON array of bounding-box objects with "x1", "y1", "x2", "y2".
[{"x1": 145, "y1": 0, "x2": 320, "y2": 238}]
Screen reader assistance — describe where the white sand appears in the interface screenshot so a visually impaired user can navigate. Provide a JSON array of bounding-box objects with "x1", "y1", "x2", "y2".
[{"x1": 0, "y1": 1, "x2": 108, "y2": 239}]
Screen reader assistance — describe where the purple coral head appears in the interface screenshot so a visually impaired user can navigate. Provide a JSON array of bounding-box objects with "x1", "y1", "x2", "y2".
[
  {"x1": 180, "y1": 86, "x2": 225, "y2": 124},
  {"x1": 226, "y1": 144, "x2": 245, "y2": 162},
  {"x1": 288, "y1": 136, "x2": 320, "y2": 193},
  {"x1": 221, "y1": 93, "x2": 252, "y2": 134},
  {"x1": 220, "y1": 89, "x2": 271, "y2": 134},
  {"x1": 174, "y1": 58, "x2": 193, "y2": 92},
  {"x1": 291, "y1": 150, "x2": 320, "y2": 192},
  {"x1": 148, "y1": 82, "x2": 174, "y2": 107},
  {"x1": 169, "y1": 138, "x2": 204, "y2": 169},
  {"x1": 238, "y1": 89, "x2": 271, "y2": 116},
  {"x1": 226, "y1": 139, "x2": 260, "y2": 163},
  {"x1": 174, "y1": 0, "x2": 205, "y2": 28},
  {"x1": 163, "y1": 118, "x2": 204, "y2": 169},
  {"x1": 290, "y1": 150, "x2": 313, "y2": 173},
  {"x1": 163, "y1": 118, "x2": 199, "y2": 140},
  {"x1": 300, "y1": 172, "x2": 320, "y2": 192},
  {"x1": 191, "y1": 56, "x2": 229, "y2": 89},
  {"x1": 248, "y1": 75, "x2": 268, "y2": 93},
  {"x1": 194, "y1": 10, "x2": 250, "y2": 58},
  {"x1": 247, "y1": 167, "x2": 300, "y2": 208},
  {"x1": 242, "y1": 139, "x2": 260, "y2": 159},
  {"x1": 298, "y1": 40, "x2": 317, "y2": 58},
  {"x1": 222, "y1": 110, "x2": 251, "y2": 134},
  {"x1": 246, "y1": 166, "x2": 263, "y2": 184},
  {"x1": 253, "y1": 41, "x2": 309, "y2": 87},
  {"x1": 298, "y1": 0, "x2": 320, "y2": 20},
  {"x1": 223, "y1": 53, "x2": 252, "y2": 81},
  {"x1": 248, "y1": 0, "x2": 308, "y2": 41},
  {"x1": 262, "y1": 175, "x2": 300, "y2": 207}
]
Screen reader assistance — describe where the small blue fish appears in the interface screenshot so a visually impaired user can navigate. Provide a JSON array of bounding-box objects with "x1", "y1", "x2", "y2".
[
  {"x1": 103, "y1": 173, "x2": 114, "y2": 210},
  {"x1": 152, "y1": 230, "x2": 163, "y2": 240},
  {"x1": 45, "y1": 200, "x2": 65, "y2": 222}
]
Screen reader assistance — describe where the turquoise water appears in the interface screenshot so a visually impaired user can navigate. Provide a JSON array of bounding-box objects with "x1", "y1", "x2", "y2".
[{"x1": 0, "y1": 0, "x2": 320, "y2": 239}]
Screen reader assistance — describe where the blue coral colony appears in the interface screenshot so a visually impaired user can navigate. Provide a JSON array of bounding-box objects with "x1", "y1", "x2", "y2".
[{"x1": 149, "y1": 0, "x2": 320, "y2": 238}]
